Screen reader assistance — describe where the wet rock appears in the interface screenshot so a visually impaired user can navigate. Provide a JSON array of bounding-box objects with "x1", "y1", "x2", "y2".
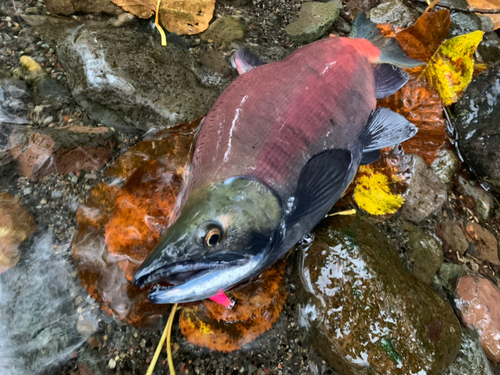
[
  {"x1": 0, "y1": 124, "x2": 116, "y2": 181},
  {"x1": 464, "y1": 222, "x2": 499, "y2": 265},
  {"x1": 448, "y1": 10, "x2": 482, "y2": 37},
  {"x1": 459, "y1": 177, "x2": 494, "y2": 222},
  {"x1": 455, "y1": 274, "x2": 500, "y2": 363},
  {"x1": 454, "y1": 62, "x2": 500, "y2": 193},
  {"x1": 403, "y1": 221, "x2": 444, "y2": 284},
  {"x1": 0, "y1": 192, "x2": 36, "y2": 274},
  {"x1": 201, "y1": 16, "x2": 245, "y2": 46},
  {"x1": 296, "y1": 216, "x2": 461, "y2": 375},
  {"x1": 444, "y1": 329, "x2": 494, "y2": 375},
  {"x1": 478, "y1": 32, "x2": 500, "y2": 65},
  {"x1": 0, "y1": 232, "x2": 98, "y2": 373},
  {"x1": 58, "y1": 25, "x2": 218, "y2": 133},
  {"x1": 44, "y1": 0, "x2": 123, "y2": 16},
  {"x1": 285, "y1": 1, "x2": 342, "y2": 45},
  {"x1": 479, "y1": 15, "x2": 495, "y2": 32},
  {"x1": 430, "y1": 148, "x2": 458, "y2": 185},
  {"x1": 437, "y1": 263, "x2": 466, "y2": 291},
  {"x1": 32, "y1": 78, "x2": 71, "y2": 107},
  {"x1": 400, "y1": 155, "x2": 447, "y2": 223},
  {"x1": 0, "y1": 78, "x2": 31, "y2": 125},
  {"x1": 368, "y1": 0, "x2": 419, "y2": 28},
  {"x1": 437, "y1": 221, "x2": 468, "y2": 255},
  {"x1": 344, "y1": 0, "x2": 381, "y2": 18}
]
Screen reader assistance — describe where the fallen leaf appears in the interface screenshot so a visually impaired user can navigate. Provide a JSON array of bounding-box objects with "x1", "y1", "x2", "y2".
[
  {"x1": 394, "y1": 10, "x2": 451, "y2": 64},
  {"x1": 421, "y1": 30, "x2": 484, "y2": 106},
  {"x1": 467, "y1": 0, "x2": 500, "y2": 30},
  {"x1": 179, "y1": 261, "x2": 287, "y2": 352},
  {"x1": 353, "y1": 156, "x2": 406, "y2": 216},
  {"x1": 378, "y1": 79, "x2": 446, "y2": 166},
  {"x1": 111, "y1": 0, "x2": 215, "y2": 35}
]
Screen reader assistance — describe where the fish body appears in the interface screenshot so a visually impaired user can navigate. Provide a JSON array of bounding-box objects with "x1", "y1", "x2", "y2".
[{"x1": 133, "y1": 16, "x2": 421, "y2": 304}]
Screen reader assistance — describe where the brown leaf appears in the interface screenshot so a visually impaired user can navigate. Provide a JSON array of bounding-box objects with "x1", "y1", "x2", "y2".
[
  {"x1": 377, "y1": 79, "x2": 445, "y2": 166},
  {"x1": 467, "y1": 0, "x2": 500, "y2": 30},
  {"x1": 111, "y1": 0, "x2": 215, "y2": 35},
  {"x1": 394, "y1": 10, "x2": 451, "y2": 63}
]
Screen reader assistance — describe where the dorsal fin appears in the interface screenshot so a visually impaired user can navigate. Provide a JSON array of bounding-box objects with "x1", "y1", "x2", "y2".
[
  {"x1": 373, "y1": 64, "x2": 409, "y2": 99},
  {"x1": 286, "y1": 149, "x2": 352, "y2": 228}
]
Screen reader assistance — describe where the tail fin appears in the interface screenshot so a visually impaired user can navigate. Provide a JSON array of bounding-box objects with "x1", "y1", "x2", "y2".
[{"x1": 350, "y1": 13, "x2": 423, "y2": 69}]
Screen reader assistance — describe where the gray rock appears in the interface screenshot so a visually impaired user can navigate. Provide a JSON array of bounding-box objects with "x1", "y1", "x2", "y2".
[
  {"x1": 285, "y1": 1, "x2": 342, "y2": 45},
  {"x1": 437, "y1": 263, "x2": 466, "y2": 291},
  {"x1": 403, "y1": 221, "x2": 444, "y2": 284},
  {"x1": 57, "y1": 25, "x2": 218, "y2": 133},
  {"x1": 479, "y1": 15, "x2": 495, "y2": 32},
  {"x1": 295, "y1": 216, "x2": 461, "y2": 375},
  {"x1": 201, "y1": 16, "x2": 245, "y2": 46},
  {"x1": 401, "y1": 155, "x2": 448, "y2": 223},
  {"x1": 22, "y1": 15, "x2": 82, "y2": 46},
  {"x1": 430, "y1": 148, "x2": 458, "y2": 185},
  {"x1": 369, "y1": 0, "x2": 419, "y2": 28},
  {"x1": 478, "y1": 32, "x2": 500, "y2": 64},
  {"x1": 0, "y1": 78, "x2": 31, "y2": 125},
  {"x1": 453, "y1": 62, "x2": 500, "y2": 193},
  {"x1": 33, "y1": 78, "x2": 71, "y2": 107},
  {"x1": 459, "y1": 177, "x2": 494, "y2": 222},
  {"x1": 448, "y1": 10, "x2": 482, "y2": 38},
  {"x1": 444, "y1": 329, "x2": 493, "y2": 375}
]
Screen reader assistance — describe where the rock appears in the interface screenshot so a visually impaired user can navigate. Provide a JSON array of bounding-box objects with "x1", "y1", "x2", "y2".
[
  {"x1": 454, "y1": 62, "x2": 500, "y2": 193},
  {"x1": 437, "y1": 263, "x2": 466, "y2": 291},
  {"x1": 285, "y1": 1, "x2": 342, "y2": 45},
  {"x1": 22, "y1": 15, "x2": 82, "y2": 46},
  {"x1": 0, "y1": 124, "x2": 116, "y2": 181},
  {"x1": 437, "y1": 221, "x2": 469, "y2": 255},
  {"x1": 0, "y1": 192, "x2": 37, "y2": 274},
  {"x1": 0, "y1": 78, "x2": 31, "y2": 125},
  {"x1": 400, "y1": 155, "x2": 447, "y2": 223},
  {"x1": 464, "y1": 222, "x2": 499, "y2": 265},
  {"x1": 33, "y1": 78, "x2": 71, "y2": 107},
  {"x1": 199, "y1": 49, "x2": 232, "y2": 76},
  {"x1": 478, "y1": 32, "x2": 500, "y2": 64},
  {"x1": 403, "y1": 221, "x2": 444, "y2": 284},
  {"x1": 58, "y1": 25, "x2": 218, "y2": 133},
  {"x1": 295, "y1": 215, "x2": 461, "y2": 375},
  {"x1": 368, "y1": 0, "x2": 419, "y2": 28},
  {"x1": 479, "y1": 15, "x2": 495, "y2": 32},
  {"x1": 459, "y1": 177, "x2": 494, "y2": 222},
  {"x1": 444, "y1": 329, "x2": 494, "y2": 375},
  {"x1": 44, "y1": 0, "x2": 123, "y2": 16},
  {"x1": 430, "y1": 148, "x2": 458, "y2": 185},
  {"x1": 455, "y1": 275, "x2": 500, "y2": 363},
  {"x1": 344, "y1": 0, "x2": 381, "y2": 18},
  {"x1": 448, "y1": 11, "x2": 482, "y2": 37},
  {"x1": 201, "y1": 16, "x2": 245, "y2": 46}
]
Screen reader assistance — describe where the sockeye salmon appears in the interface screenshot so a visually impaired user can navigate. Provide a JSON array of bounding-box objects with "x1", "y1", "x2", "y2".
[{"x1": 133, "y1": 14, "x2": 422, "y2": 304}]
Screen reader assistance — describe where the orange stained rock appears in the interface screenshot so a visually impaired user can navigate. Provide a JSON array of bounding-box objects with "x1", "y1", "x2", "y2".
[
  {"x1": 73, "y1": 119, "x2": 201, "y2": 326},
  {"x1": 378, "y1": 79, "x2": 445, "y2": 166},
  {"x1": 0, "y1": 192, "x2": 37, "y2": 274},
  {"x1": 179, "y1": 261, "x2": 287, "y2": 352}
]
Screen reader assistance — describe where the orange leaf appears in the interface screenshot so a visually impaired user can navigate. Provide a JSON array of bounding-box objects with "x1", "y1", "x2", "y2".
[
  {"x1": 378, "y1": 79, "x2": 445, "y2": 166},
  {"x1": 467, "y1": 0, "x2": 500, "y2": 29}
]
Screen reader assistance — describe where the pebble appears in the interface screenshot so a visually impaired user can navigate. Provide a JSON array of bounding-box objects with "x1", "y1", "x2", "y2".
[
  {"x1": 438, "y1": 221, "x2": 469, "y2": 255},
  {"x1": 430, "y1": 148, "x2": 458, "y2": 185},
  {"x1": 108, "y1": 358, "x2": 116, "y2": 369}
]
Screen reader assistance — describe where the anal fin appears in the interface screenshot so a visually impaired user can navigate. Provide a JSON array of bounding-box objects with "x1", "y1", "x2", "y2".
[
  {"x1": 286, "y1": 149, "x2": 352, "y2": 228},
  {"x1": 373, "y1": 64, "x2": 409, "y2": 99},
  {"x1": 361, "y1": 107, "x2": 417, "y2": 153}
]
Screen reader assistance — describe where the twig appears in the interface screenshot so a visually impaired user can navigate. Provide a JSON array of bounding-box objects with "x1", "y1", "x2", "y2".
[
  {"x1": 155, "y1": 0, "x2": 167, "y2": 46},
  {"x1": 146, "y1": 303, "x2": 179, "y2": 375},
  {"x1": 415, "y1": 0, "x2": 500, "y2": 14}
]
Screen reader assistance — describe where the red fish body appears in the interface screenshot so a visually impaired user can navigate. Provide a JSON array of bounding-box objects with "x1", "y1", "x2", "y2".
[{"x1": 134, "y1": 16, "x2": 421, "y2": 304}]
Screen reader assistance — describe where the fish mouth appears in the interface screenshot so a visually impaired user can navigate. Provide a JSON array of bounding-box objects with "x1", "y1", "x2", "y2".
[
  {"x1": 133, "y1": 252, "x2": 249, "y2": 291},
  {"x1": 133, "y1": 252, "x2": 263, "y2": 304}
]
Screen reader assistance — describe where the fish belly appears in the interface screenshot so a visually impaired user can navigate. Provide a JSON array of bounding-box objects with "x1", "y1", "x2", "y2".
[{"x1": 191, "y1": 38, "x2": 376, "y2": 198}]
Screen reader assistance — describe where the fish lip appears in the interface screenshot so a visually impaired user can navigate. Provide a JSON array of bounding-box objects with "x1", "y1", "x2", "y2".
[{"x1": 132, "y1": 252, "x2": 249, "y2": 288}]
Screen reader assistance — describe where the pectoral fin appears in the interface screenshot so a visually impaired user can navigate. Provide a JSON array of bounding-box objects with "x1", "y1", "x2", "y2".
[
  {"x1": 286, "y1": 149, "x2": 352, "y2": 228},
  {"x1": 361, "y1": 107, "x2": 417, "y2": 153},
  {"x1": 231, "y1": 49, "x2": 266, "y2": 74},
  {"x1": 373, "y1": 64, "x2": 409, "y2": 99}
]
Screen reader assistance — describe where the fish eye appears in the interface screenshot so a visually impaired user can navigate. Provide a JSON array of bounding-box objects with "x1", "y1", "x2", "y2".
[{"x1": 204, "y1": 226, "x2": 223, "y2": 247}]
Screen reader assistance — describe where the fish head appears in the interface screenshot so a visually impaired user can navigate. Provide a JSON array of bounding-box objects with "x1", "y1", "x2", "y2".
[{"x1": 133, "y1": 177, "x2": 283, "y2": 304}]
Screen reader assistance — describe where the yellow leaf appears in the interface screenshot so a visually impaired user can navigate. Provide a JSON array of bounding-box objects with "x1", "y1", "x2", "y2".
[
  {"x1": 353, "y1": 165, "x2": 405, "y2": 215},
  {"x1": 421, "y1": 30, "x2": 484, "y2": 106}
]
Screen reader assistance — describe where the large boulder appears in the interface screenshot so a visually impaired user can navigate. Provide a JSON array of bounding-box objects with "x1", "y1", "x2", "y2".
[
  {"x1": 454, "y1": 62, "x2": 500, "y2": 193},
  {"x1": 57, "y1": 24, "x2": 218, "y2": 133},
  {"x1": 295, "y1": 216, "x2": 461, "y2": 375}
]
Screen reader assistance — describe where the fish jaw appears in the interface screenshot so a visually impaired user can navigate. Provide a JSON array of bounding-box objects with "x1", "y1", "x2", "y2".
[{"x1": 147, "y1": 254, "x2": 264, "y2": 304}]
